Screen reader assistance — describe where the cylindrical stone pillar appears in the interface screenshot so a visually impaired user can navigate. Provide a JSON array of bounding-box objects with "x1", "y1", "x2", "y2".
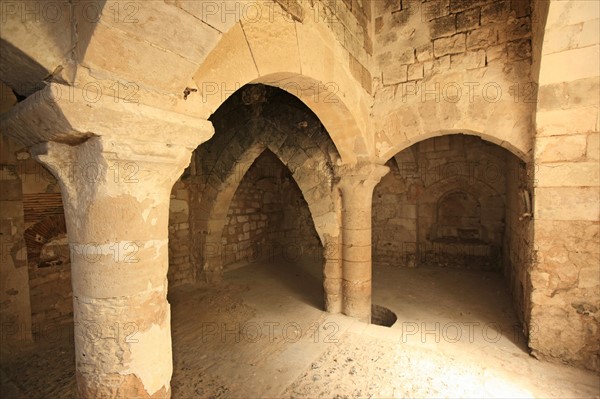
[
  {"x1": 31, "y1": 137, "x2": 198, "y2": 398},
  {"x1": 323, "y1": 234, "x2": 342, "y2": 313},
  {"x1": 337, "y1": 163, "x2": 389, "y2": 323}
]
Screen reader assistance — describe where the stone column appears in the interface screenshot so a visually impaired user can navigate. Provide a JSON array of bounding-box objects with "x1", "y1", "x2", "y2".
[
  {"x1": 30, "y1": 138, "x2": 191, "y2": 397},
  {"x1": 1, "y1": 84, "x2": 214, "y2": 397},
  {"x1": 336, "y1": 163, "x2": 389, "y2": 323},
  {"x1": 323, "y1": 234, "x2": 342, "y2": 313}
]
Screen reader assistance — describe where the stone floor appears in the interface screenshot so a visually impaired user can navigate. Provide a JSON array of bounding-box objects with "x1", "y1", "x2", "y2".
[{"x1": 1, "y1": 260, "x2": 599, "y2": 398}]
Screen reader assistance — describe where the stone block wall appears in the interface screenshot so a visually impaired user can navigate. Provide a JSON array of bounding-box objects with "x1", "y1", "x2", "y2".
[
  {"x1": 220, "y1": 150, "x2": 320, "y2": 268},
  {"x1": 375, "y1": 0, "x2": 531, "y2": 84},
  {"x1": 311, "y1": 0, "x2": 373, "y2": 93},
  {"x1": 371, "y1": 0, "x2": 534, "y2": 159},
  {"x1": 372, "y1": 156, "x2": 417, "y2": 267},
  {"x1": 268, "y1": 0, "x2": 374, "y2": 94},
  {"x1": 168, "y1": 176, "x2": 194, "y2": 286},
  {"x1": 531, "y1": 0, "x2": 599, "y2": 371},
  {"x1": 503, "y1": 154, "x2": 533, "y2": 331},
  {"x1": 373, "y1": 134, "x2": 509, "y2": 270},
  {"x1": 221, "y1": 151, "x2": 283, "y2": 266}
]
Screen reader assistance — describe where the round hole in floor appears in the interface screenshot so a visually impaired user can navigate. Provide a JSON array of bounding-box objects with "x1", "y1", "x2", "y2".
[{"x1": 371, "y1": 304, "x2": 397, "y2": 327}]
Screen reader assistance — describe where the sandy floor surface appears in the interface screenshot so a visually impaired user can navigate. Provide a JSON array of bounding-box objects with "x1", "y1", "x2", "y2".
[{"x1": 1, "y1": 261, "x2": 598, "y2": 398}]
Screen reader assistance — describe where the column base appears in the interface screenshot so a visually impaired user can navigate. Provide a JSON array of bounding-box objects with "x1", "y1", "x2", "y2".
[
  {"x1": 77, "y1": 371, "x2": 171, "y2": 398},
  {"x1": 342, "y1": 281, "x2": 372, "y2": 324}
]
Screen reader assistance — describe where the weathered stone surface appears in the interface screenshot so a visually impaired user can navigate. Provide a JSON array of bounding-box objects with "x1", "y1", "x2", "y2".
[
  {"x1": 407, "y1": 63, "x2": 424, "y2": 81},
  {"x1": 170, "y1": 0, "x2": 240, "y2": 33},
  {"x1": 32, "y1": 132, "x2": 200, "y2": 396},
  {"x1": 415, "y1": 43, "x2": 434, "y2": 61},
  {"x1": 192, "y1": 23, "x2": 258, "y2": 113},
  {"x1": 507, "y1": 38, "x2": 532, "y2": 61},
  {"x1": 349, "y1": 54, "x2": 373, "y2": 94},
  {"x1": 456, "y1": 8, "x2": 480, "y2": 32},
  {"x1": 0, "y1": 84, "x2": 214, "y2": 148},
  {"x1": 241, "y1": 2, "x2": 301, "y2": 76},
  {"x1": 537, "y1": 107, "x2": 599, "y2": 136},
  {"x1": 0, "y1": 1, "x2": 72, "y2": 96},
  {"x1": 78, "y1": 23, "x2": 199, "y2": 95},
  {"x1": 481, "y1": 1, "x2": 510, "y2": 24},
  {"x1": 486, "y1": 44, "x2": 507, "y2": 63},
  {"x1": 587, "y1": 133, "x2": 599, "y2": 161},
  {"x1": 100, "y1": 0, "x2": 221, "y2": 64},
  {"x1": 536, "y1": 162, "x2": 600, "y2": 187},
  {"x1": 450, "y1": 0, "x2": 485, "y2": 13},
  {"x1": 466, "y1": 25, "x2": 498, "y2": 49},
  {"x1": 382, "y1": 64, "x2": 408, "y2": 85},
  {"x1": 337, "y1": 162, "x2": 389, "y2": 322},
  {"x1": 431, "y1": 14, "x2": 456, "y2": 38},
  {"x1": 421, "y1": 0, "x2": 450, "y2": 21},
  {"x1": 450, "y1": 50, "x2": 486, "y2": 69},
  {"x1": 539, "y1": 45, "x2": 600, "y2": 85},
  {"x1": 433, "y1": 34, "x2": 467, "y2": 57},
  {"x1": 534, "y1": 187, "x2": 600, "y2": 222},
  {"x1": 535, "y1": 135, "x2": 587, "y2": 162}
]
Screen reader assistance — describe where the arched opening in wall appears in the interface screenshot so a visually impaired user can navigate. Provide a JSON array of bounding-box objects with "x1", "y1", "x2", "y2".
[
  {"x1": 218, "y1": 149, "x2": 323, "y2": 306},
  {"x1": 193, "y1": 83, "x2": 340, "y2": 286},
  {"x1": 372, "y1": 134, "x2": 533, "y2": 350},
  {"x1": 167, "y1": 83, "x2": 341, "y2": 397}
]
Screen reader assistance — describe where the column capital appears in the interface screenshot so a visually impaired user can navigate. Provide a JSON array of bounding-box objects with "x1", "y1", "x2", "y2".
[
  {"x1": 29, "y1": 135, "x2": 195, "y2": 200},
  {"x1": 335, "y1": 162, "x2": 389, "y2": 204},
  {"x1": 0, "y1": 83, "x2": 214, "y2": 148},
  {"x1": 335, "y1": 162, "x2": 389, "y2": 190}
]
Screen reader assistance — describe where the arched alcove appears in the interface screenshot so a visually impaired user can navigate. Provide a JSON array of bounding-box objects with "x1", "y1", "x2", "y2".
[
  {"x1": 372, "y1": 133, "x2": 532, "y2": 347},
  {"x1": 168, "y1": 83, "x2": 343, "y2": 313}
]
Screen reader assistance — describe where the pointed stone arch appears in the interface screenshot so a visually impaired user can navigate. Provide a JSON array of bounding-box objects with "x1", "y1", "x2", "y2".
[
  {"x1": 196, "y1": 121, "x2": 339, "y2": 277},
  {"x1": 191, "y1": 1, "x2": 372, "y2": 163}
]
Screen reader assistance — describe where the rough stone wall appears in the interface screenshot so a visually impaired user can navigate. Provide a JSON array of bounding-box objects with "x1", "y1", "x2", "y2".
[
  {"x1": 221, "y1": 150, "x2": 320, "y2": 267},
  {"x1": 372, "y1": 0, "x2": 534, "y2": 159},
  {"x1": 373, "y1": 135, "x2": 508, "y2": 270},
  {"x1": 26, "y1": 234, "x2": 72, "y2": 333},
  {"x1": 221, "y1": 152, "x2": 280, "y2": 266},
  {"x1": 530, "y1": 0, "x2": 599, "y2": 371},
  {"x1": 0, "y1": 135, "x2": 32, "y2": 355},
  {"x1": 372, "y1": 158, "x2": 417, "y2": 267},
  {"x1": 168, "y1": 176, "x2": 193, "y2": 286},
  {"x1": 503, "y1": 154, "x2": 533, "y2": 331}
]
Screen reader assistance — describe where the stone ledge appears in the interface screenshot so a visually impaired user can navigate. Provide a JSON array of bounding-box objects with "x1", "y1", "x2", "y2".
[{"x1": 0, "y1": 83, "x2": 214, "y2": 149}]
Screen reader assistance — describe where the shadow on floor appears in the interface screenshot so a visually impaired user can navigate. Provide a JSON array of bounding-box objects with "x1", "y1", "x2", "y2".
[{"x1": 232, "y1": 255, "x2": 324, "y2": 311}]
